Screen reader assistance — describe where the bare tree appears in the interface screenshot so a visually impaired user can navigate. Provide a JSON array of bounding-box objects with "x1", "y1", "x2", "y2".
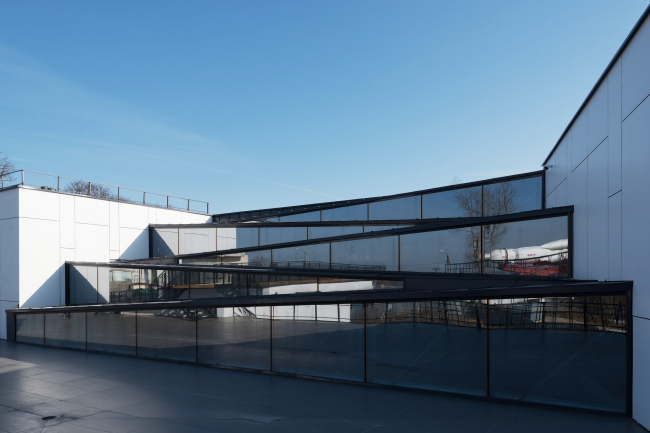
[
  {"x1": 454, "y1": 182, "x2": 520, "y2": 267},
  {"x1": 0, "y1": 151, "x2": 16, "y2": 183},
  {"x1": 63, "y1": 180, "x2": 116, "y2": 199}
]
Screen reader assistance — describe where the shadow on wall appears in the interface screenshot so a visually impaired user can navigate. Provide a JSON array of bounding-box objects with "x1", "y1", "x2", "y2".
[
  {"x1": 120, "y1": 229, "x2": 150, "y2": 260},
  {"x1": 151, "y1": 229, "x2": 176, "y2": 257},
  {"x1": 20, "y1": 271, "x2": 61, "y2": 309}
]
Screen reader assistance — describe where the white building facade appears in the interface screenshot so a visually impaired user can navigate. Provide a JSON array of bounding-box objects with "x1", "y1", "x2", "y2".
[
  {"x1": 0, "y1": 186, "x2": 210, "y2": 339},
  {"x1": 544, "y1": 6, "x2": 650, "y2": 428}
]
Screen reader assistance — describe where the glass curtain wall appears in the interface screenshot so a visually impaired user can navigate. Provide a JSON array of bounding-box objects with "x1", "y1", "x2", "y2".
[
  {"x1": 68, "y1": 264, "x2": 403, "y2": 306},
  {"x1": 153, "y1": 175, "x2": 542, "y2": 257},
  {"x1": 182, "y1": 215, "x2": 569, "y2": 278},
  {"x1": 14, "y1": 292, "x2": 628, "y2": 413}
]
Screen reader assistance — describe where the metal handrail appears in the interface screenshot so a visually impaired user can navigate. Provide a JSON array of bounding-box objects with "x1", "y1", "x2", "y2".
[{"x1": 0, "y1": 169, "x2": 210, "y2": 214}]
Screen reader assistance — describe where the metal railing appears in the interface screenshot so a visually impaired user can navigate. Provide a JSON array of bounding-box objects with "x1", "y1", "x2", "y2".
[{"x1": 0, "y1": 169, "x2": 209, "y2": 214}]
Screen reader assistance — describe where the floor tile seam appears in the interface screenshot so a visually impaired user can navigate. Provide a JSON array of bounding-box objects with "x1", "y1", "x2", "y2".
[
  {"x1": 61, "y1": 395, "x2": 159, "y2": 412},
  {"x1": 18, "y1": 384, "x2": 96, "y2": 400},
  {"x1": 50, "y1": 419, "x2": 113, "y2": 433}
]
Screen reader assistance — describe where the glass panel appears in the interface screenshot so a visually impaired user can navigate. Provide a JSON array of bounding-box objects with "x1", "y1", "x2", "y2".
[
  {"x1": 272, "y1": 244, "x2": 330, "y2": 269},
  {"x1": 331, "y1": 236, "x2": 399, "y2": 271},
  {"x1": 219, "y1": 250, "x2": 272, "y2": 267},
  {"x1": 366, "y1": 300, "x2": 486, "y2": 395},
  {"x1": 15, "y1": 313, "x2": 44, "y2": 345},
  {"x1": 363, "y1": 225, "x2": 405, "y2": 233},
  {"x1": 318, "y1": 278, "x2": 403, "y2": 292},
  {"x1": 368, "y1": 196, "x2": 421, "y2": 220},
  {"x1": 279, "y1": 211, "x2": 320, "y2": 222},
  {"x1": 483, "y1": 177, "x2": 542, "y2": 216},
  {"x1": 152, "y1": 228, "x2": 179, "y2": 257},
  {"x1": 136, "y1": 309, "x2": 196, "y2": 362},
  {"x1": 217, "y1": 227, "x2": 236, "y2": 250},
  {"x1": 307, "y1": 226, "x2": 363, "y2": 240},
  {"x1": 483, "y1": 216, "x2": 569, "y2": 277},
  {"x1": 189, "y1": 272, "x2": 247, "y2": 298},
  {"x1": 259, "y1": 227, "x2": 308, "y2": 246},
  {"x1": 422, "y1": 186, "x2": 482, "y2": 219},
  {"x1": 87, "y1": 311, "x2": 136, "y2": 355},
  {"x1": 321, "y1": 204, "x2": 367, "y2": 221},
  {"x1": 272, "y1": 304, "x2": 364, "y2": 381},
  {"x1": 45, "y1": 312, "x2": 86, "y2": 349},
  {"x1": 69, "y1": 265, "x2": 98, "y2": 305},
  {"x1": 97, "y1": 267, "x2": 110, "y2": 304},
  {"x1": 155, "y1": 270, "x2": 190, "y2": 302},
  {"x1": 268, "y1": 275, "x2": 318, "y2": 295},
  {"x1": 400, "y1": 229, "x2": 480, "y2": 273},
  {"x1": 489, "y1": 296, "x2": 627, "y2": 412},
  {"x1": 109, "y1": 268, "x2": 141, "y2": 303},
  {"x1": 179, "y1": 228, "x2": 216, "y2": 255},
  {"x1": 197, "y1": 307, "x2": 270, "y2": 370},
  {"x1": 235, "y1": 227, "x2": 259, "y2": 249},
  {"x1": 248, "y1": 274, "x2": 269, "y2": 296},
  {"x1": 181, "y1": 255, "x2": 221, "y2": 266}
]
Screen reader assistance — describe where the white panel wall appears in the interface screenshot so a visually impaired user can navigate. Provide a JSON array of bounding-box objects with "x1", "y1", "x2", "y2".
[
  {"x1": 571, "y1": 161, "x2": 588, "y2": 278},
  {"x1": 622, "y1": 96, "x2": 650, "y2": 319},
  {"x1": 609, "y1": 58, "x2": 623, "y2": 196},
  {"x1": 587, "y1": 83, "x2": 608, "y2": 154},
  {"x1": 608, "y1": 192, "x2": 622, "y2": 281},
  {"x1": 622, "y1": 17, "x2": 650, "y2": 119},
  {"x1": 0, "y1": 187, "x2": 210, "y2": 339},
  {"x1": 0, "y1": 189, "x2": 19, "y2": 310},
  {"x1": 571, "y1": 111, "x2": 588, "y2": 171},
  {"x1": 544, "y1": 14, "x2": 650, "y2": 427},
  {"x1": 587, "y1": 141, "x2": 608, "y2": 281}
]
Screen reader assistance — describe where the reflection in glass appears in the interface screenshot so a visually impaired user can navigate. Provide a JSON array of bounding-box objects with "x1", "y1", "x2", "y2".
[
  {"x1": 197, "y1": 307, "x2": 270, "y2": 370},
  {"x1": 422, "y1": 186, "x2": 482, "y2": 219},
  {"x1": 45, "y1": 312, "x2": 86, "y2": 349},
  {"x1": 318, "y1": 278, "x2": 402, "y2": 292},
  {"x1": 15, "y1": 313, "x2": 44, "y2": 345},
  {"x1": 269, "y1": 275, "x2": 318, "y2": 295},
  {"x1": 363, "y1": 225, "x2": 405, "y2": 233},
  {"x1": 483, "y1": 217, "x2": 569, "y2": 277},
  {"x1": 331, "y1": 236, "x2": 399, "y2": 271},
  {"x1": 69, "y1": 265, "x2": 98, "y2": 305},
  {"x1": 368, "y1": 196, "x2": 421, "y2": 220},
  {"x1": 321, "y1": 204, "x2": 367, "y2": 221},
  {"x1": 279, "y1": 211, "x2": 321, "y2": 222},
  {"x1": 217, "y1": 227, "x2": 237, "y2": 250},
  {"x1": 489, "y1": 296, "x2": 626, "y2": 412},
  {"x1": 87, "y1": 311, "x2": 136, "y2": 355},
  {"x1": 179, "y1": 228, "x2": 216, "y2": 255},
  {"x1": 483, "y1": 177, "x2": 542, "y2": 216},
  {"x1": 109, "y1": 268, "x2": 143, "y2": 303},
  {"x1": 189, "y1": 272, "x2": 247, "y2": 298},
  {"x1": 400, "y1": 230, "x2": 479, "y2": 273},
  {"x1": 236, "y1": 228, "x2": 259, "y2": 249},
  {"x1": 272, "y1": 304, "x2": 364, "y2": 381},
  {"x1": 219, "y1": 250, "x2": 272, "y2": 267},
  {"x1": 366, "y1": 301, "x2": 486, "y2": 395},
  {"x1": 136, "y1": 309, "x2": 197, "y2": 362},
  {"x1": 272, "y1": 244, "x2": 330, "y2": 269},
  {"x1": 259, "y1": 227, "x2": 308, "y2": 246},
  {"x1": 152, "y1": 228, "x2": 178, "y2": 257},
  {"x1": 308, "y1": 226, "x2": 363, "y2": 240}
]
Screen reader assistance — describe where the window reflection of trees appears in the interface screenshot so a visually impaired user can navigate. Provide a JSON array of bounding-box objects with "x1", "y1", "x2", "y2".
[{"x1": 453, "y1": 182, "x2": 520, "y2": 270}]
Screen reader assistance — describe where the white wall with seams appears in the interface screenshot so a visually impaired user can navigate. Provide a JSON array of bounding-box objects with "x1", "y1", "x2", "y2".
[
  {"x1": 544, "y1": 14, "x2": 650, "y2": 428},
  {"x1": 0, "y1": 186, "x2": 210, "y2": 339}
]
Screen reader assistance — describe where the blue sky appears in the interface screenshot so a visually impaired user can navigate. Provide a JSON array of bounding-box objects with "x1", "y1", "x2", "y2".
[{"x1": 1, "y1": 1, "x2": 648, "y2": 213}]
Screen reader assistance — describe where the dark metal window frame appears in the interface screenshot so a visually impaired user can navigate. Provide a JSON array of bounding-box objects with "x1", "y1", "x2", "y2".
[
  {"x1": 212, "y1": 171, "x2": 545, "y2": 223},
  {"x1": 7, "y1": 280, "x2": 632, "y2": 417}
]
